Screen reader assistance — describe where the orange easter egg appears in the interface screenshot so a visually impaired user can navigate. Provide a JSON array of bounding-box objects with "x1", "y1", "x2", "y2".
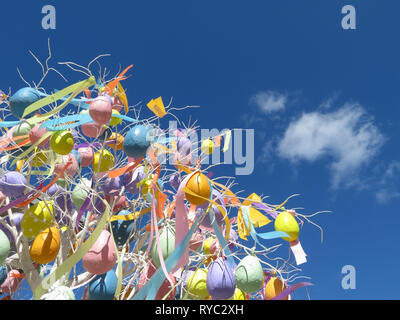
[
  {"x1": 29, "y1": 227, "x2": 61, "y2": 264},
  {"x1": 185, "y1": 172, "x2": 211, "y2": 205}
]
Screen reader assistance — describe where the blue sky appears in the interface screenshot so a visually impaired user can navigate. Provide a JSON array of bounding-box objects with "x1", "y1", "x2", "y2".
[{"x1": 1, "y1": 0, "x2": 400, "y2": 299}]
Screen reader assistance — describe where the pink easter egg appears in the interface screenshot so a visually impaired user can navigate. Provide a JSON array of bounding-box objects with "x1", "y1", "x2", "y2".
[
  {"x1": 29, "y1": 123, "x2": 51, "y2": 148},
  {"x1": 78, "y1": 147, "x2": 94, "y2": 167},
  {"x1": 0, "y1": 270, "x2": 23, "y2": 294},
  {"x1": 89, "y1": 96, "x2": 112, "y2": 125},
  {"x1": 189, "y1": 232, "x2": 204, "y2": 252},
  {"x1": 54, "y1": 154, "x2": 78, "y2": 177},
  {"x1": 210, "y1": 238, "x2": 220, "y2": 255},
  {"x1": 81, "y1": 122, "x2": 105, "y2": 138},
  {"x1": 82, "y1": 229, "x2": 116, "y2": 275}
]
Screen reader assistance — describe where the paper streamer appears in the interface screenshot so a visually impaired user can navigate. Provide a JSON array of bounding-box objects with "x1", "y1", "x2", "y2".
[
  {"x1": 222, "y1": 130, "x2": 231, "y2": 152},
  {"x1": 290, "y1": 240, "x2": 307, "y2": 265},
  {"x1": 40, "y1": 114, "x2": 94, "y2": 131},
  {"x1": 33, "y1": 201, "x2": 112, "y2": 299}
]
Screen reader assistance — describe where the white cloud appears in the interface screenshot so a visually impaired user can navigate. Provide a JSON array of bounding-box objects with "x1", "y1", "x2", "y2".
[
  {"x1": 250, "y1": 91, "x2": 288, "y2": 114},
  {"x1": 276, "y1": 103, "x2": 385, "y2": 188},
  {"x1": 374, "y1": 161, "x2": 400, "y2": 203}
]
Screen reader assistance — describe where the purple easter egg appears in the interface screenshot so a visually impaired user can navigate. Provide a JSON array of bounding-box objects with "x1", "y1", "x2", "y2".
[
  {"x1": 55, "y1": 190, "x2": 73, "y2": 213},
  {"x1": 100, "y1": 176, "x2": 122, "y2": 196},
  {"x1": 0, "y1": 213, "x2": 23, "y2": 242},
  {"x1": 169, "y1": 173, "x2": 180, "y2": 189},
  {"x1": 177, "y1": 137, "x2": 192, "y2": 155},
  {"x1": 47, "y1": 183, "x2": 61, "y2": 197},
  {"x1": 123, "y1": 166, "x2": 145, "y2": 194},
  {"x1": 0, "y1": 172, "x2": 27, "y2": 198},
  {"x1": 206, "y1": 257, "x2": 235, "y2": 300},
  {"x1": 197, "y1": 205, "x2": 227, "y2": 229}
]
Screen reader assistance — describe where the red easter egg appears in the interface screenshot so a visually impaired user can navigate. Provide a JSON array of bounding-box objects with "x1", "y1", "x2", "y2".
[
  {"x1": 0, "y1": 270, "x2": 23, "y2": 294},
  {"x1": 89, "y1": 96, "x2": 112, "y2": 125},
  {"x1": 81, "y1": 122, "x2": 105, "y2": 138},
  {"x1": 78, "y1": 147, "x2": 94, "y2": 167},
  {"x1": 82, "y1": 229, "x2": 117, "y2": 275}
]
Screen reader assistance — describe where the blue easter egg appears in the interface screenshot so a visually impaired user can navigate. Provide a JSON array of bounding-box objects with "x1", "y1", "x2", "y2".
[
  {"x1": 88, "y1": 270, "x2": 117, "y2": 300},
  {"x1": 123, "y1": 125, "x2": 152, "y2": 158},
  {"x1": 111, "y1": 210, "x2": 134, "y2": 246},
  {"x1": 10, "y1": 87, "x2": 41, "y2": 119}
]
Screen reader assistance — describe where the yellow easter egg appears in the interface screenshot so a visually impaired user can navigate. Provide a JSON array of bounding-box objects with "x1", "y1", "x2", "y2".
[
  {"x1": 274, "y1": 211, "x2": 300, "y2": 242},
  {"x1": 233, "y1": 287, "x2": 246, "y2": 300},
  {"x1": 29, "y1": 227, "x2": 60, "y2": 264},
  {"x1": 264, "y1": 277, "x2": 288, "y2": 300},
  {"x1": 107, "y1": 133, "x2": 124, "y2": 150},
  {"x1": 21, "y1": 201, "x2": 54, "y2": 239},
  {"x1": 201, "y1": 139, "x2": 214, "y2": 155},
  {"x1": 187, "y1": 268, "x2": 209, "y2": 299},
  {"x1": 109, "y1": 110, "x2": 122, "y2": 126},
  {"x1": 31, "y1": 149, "x2": 48, "y2": 167},
  {"x1": 185, "y1": 172, "x2": 211, "y2": 206},
  {"x1": 93, "y1": 149, "x2": 115, "y2": 173},
  {"x1": 203, "y1": 237, "x2": 214, "y2": 255},
  {"x1": 50, "y1": 130, "x2": 75, "y2": 155}
]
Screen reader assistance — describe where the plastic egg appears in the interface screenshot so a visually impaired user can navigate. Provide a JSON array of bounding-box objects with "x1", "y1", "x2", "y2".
[
  {"x1": 0, "y1": 171, "x2": 27, "y2": 198},
  {"x1": 184, "y1": 172, "x2": 211, "y2": 206},
  {"x1": 109, "y1": 109, "x2": 122, "y2": 126},
  {"x1": 189, "y1": 232, "x2": 203, "y2": 252},
  {"x1": 110, "y1": 195, "x2": 127, "y2": 213},
  {"x1": 0, "y1": 213, "x2": 23, "y2": 242},
  {"x1": 0, "y1": 229, "x2": 10, "y2": 265},
  {"x1": 71, "y1": 184, "x2": 89, "y2": 209},
  {"x1": 151, "y1": 225, "x2": 175, "y2": 268},
  {"x1": 111, "y1": 210, "x2": 134, "y2": 246},
  {"x1": 82, "y1": 229, "x2": 117, "y2": 275},
  {"x1": 29, "y1": 123, "x2": 50, "y2": 149},
  {"x1": 201, "y1": 138, "x2": 215, "y2": 155},
  {"x1": 12, "y1": 121, "x2": 33, "y2": 145},
  {"x1": 138, "y1": 261, "x2": 176, "y2": 300},
  {"x1": 50, "y1": 130, "x2": 74, "y2": 155},
  {"x1": 93, "y1": 149, "x2": 115, "y2": 173},
  {"x1": 234, "y1": 255, "x2": 264, "y2": 293},
  {"x1": 107, "y1": 132, "x2": 124, "y2": 150},
  {"x1": 101, "y1": 176, "x2": 121, "y2": 196},
  {"x1": 54, "y1": 190, "x2": 73, "y2": 212},
  {"x1": 0, "y1": 266, "x2": 7, "y2": 286},
  {"x1": 203, "y1": 237, "x2": 214, "y2": 255},
  {"x1": 198, "y1": 205, "x2": 226, "y2": 229},
  {"x1": 54, "y1": 154, "x2": 78, "y2": 178},
  {"x1": 77, "y1": 147, "x2": 94, "y2": 167},
  {"x1": 186, "y1": 268, "x2": 209, "y2": 299},
  {"x1": 88, "y1": 270, "x2": 117, "y2": 300},
  {"x1": 206, "y1": 257, "x2": 235, "y2": 300},
  {"x1": 274, "y1": 211, "x2": 300, "y2": 242},
  {"x1": 29, "y1": 227, "x2": 60, "y2": 264},
  {"x1": 21, "y1": 201, "x2": 54, "y2": 239},
  {"x1": 31, "y1": 148, "x2": 48, "y2": 167},
  {"x1": 169, "y1": 172, "x2": 180, "y2": 189},
  {"x1": 43, "y1": 286, "x2": 76, "y2": 300},
  {"x1": 0, "y1": 270, "x2": 23, "y2": 294},
  {"x1": 81, "y1": 121, "x2": 105, "y2": 138},
  {"x1": 264, "y1": 277, "x2": 288, "y2": 300},
  {"x1": 123, "y1": 166, "x2": 145, "y2": 194},
  {"x1": 89, "y1": 96, "x2": 112, "y2": 125},
  {"x1": 233, "y1": 287, "x2": 246, "y2": 300},
  {"x1": 10, "y1": 87, "x2": 41, "y2": 119},
  {"x1": 123, "y1": 125, "x2": 152, "y2": 158}
]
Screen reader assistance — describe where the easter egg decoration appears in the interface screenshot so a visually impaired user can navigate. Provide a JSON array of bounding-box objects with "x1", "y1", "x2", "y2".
[
  {"x1": 233, "y1": 287, "x2": 246, "y2": 300},
  {"x1": 107, "y1": 132, "x2": 124, "y2": 150},
  {"x1": 123, "y1": 125, "x2": 152, "y2": 158},
  {"x1": 184, "y1": 172, "x2": 211, "y2": 206},
  {"x1": 206, "y1": 257, "x2": 236, "y2": 300},
  {"x1": 29, "y1": 123, "x2": 50, "y2": 149},
  {"x1": 0, "y1": 171, "x2": 27, "y2": 198},
  {"x1": 110, "y1": 210, "x2": 134, "y2": 246},
  {"x1": 29, "y1": 227, "x2": 61, "y2": 264},
  {"x1": 21, "y1": 201, "x2": 54, "y2": 239},
  {"x1": 82, "y1": 229, "x2": 117, "y2": 275},
  {"x1": 54, "y1": 154, "x2": 78, "y2": 178},
  {"x1": 0, "y1": 270, "x2": 23, "y2": 294},
  {"x1": 274, "y1": 211, "x2": 300, "y2": 242},
  {"x1": 71, "y1": 181, "x2": 90, "y2": 209},
  {"x1": 93, "y1": 149, "x2": 115, "y2": 173},
  {"x1": 88, "y1": 270, "x2": 118, "y2": 300},
  {"x1": 77, "y1": 147, "x2": 94, "y2": 167},
  {"x1": 186, "y1": 268, "x2": 209, "y2": 299},
  {"x1": 31, "y1": 148, "x2": 48, "y2": 167},
  {"x1": 123, "y1": 166, "x2": 145, "y2": 194},
  {"x1": 234, "y1": 255, "x2": 264, "y2": 293},
  {"x1": 201, "y1": 138, "x2": 215, "y2": 155},
  {"x1": 189, "y1": 231, "x2": 203, "y2": 252},
  {"x1": 42, "y1": 286, "x2": 76, "y2": 300},
  {"x1": 151, "y1": 224, "x2": 175, "y2": 268},
  {"x1": 12, "y1": 121, "x2": 33, "y2": 146},
  {"x1": 50, "y1": 130, "x2": 75, "y2": 155},
  {"x1": 109, "y1": 109, "x2": 122, "y2": 126},
  {"x1": 100, "y1": 176, "x2": 122, "y2": 196},
  {"x1": 10, "y1": 87, "x2": 41, "y2": 119},
  {"x1": 81, "y1": 121, "x2": 105, "y2": 138},
  {"x1": 203, "y1": 237, "x2": 215, "y2": 255},
  {"x1": 264, "y1": 277, "x2": 288, "y2": 300},
  {"x1": 0, "y1": 229, "x2": 11, "y2": 265},
  {"x1": 89, "y1": 96, "x2": 113, "y2": 125}
]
